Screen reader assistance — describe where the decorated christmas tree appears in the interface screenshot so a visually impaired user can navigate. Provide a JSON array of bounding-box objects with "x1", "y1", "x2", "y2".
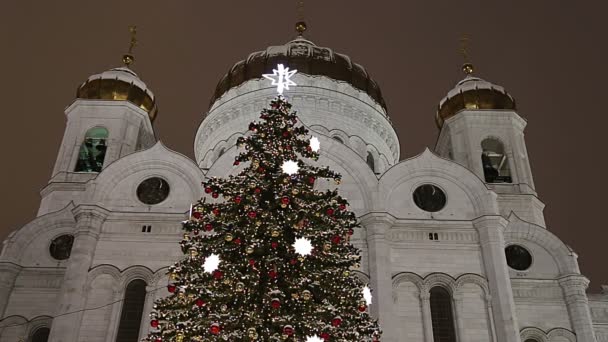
[{"x1": 147, "y1": 65, "x2": 381, "y2": 342}]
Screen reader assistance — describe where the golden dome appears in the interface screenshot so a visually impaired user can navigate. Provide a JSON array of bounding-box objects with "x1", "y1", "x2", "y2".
[
  {"x1": 76, "y1": 67, "x2": 158, "y2": 122},
  {"x1": 436, "y1": 73, "x2": 516, "y2": 128}
]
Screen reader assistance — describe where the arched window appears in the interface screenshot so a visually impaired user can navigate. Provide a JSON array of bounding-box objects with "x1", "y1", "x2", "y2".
[
  {"x1": 481, "y1": 138, "x2": 512, "y2": 183},
  {"x1": 75, "y1": 127, "x2": 108, "y2": 172},
  {"x1": 333, "y1": 136, "x2": 344, "y2": 144},
  {"x1": 30, "y1": 327, "x2": 50, "y2": 342},
  {"x1": 116, "y1": 279, "x2": 147, "y2": 342},
  {"x1": 366, "y1": 152, "x2": 375, "y2": 172},
  {"x1": 430, "y1": 286, "x2": 457, "y2": 342}
]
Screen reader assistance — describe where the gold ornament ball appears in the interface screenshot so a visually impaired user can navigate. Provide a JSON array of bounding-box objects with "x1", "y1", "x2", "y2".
[
  {"x1": 291, "y1": 292, "x2": 299, "y2": 299},
  {"x1": 255, "y1": 221, "x2": 262, "y2": 226},
  {"x1": 246, "y1": 246, "x2": 255, "y2": 254},
  {"x1": 236, "y1": 282, "x2": 245, "y2": 292},
  {"x1": 170, "y1": 272, "x2": 178, "y2": 280},
  {"x1": 223, "y1": 278, "x2": 232, "y2": 285},
  {"x1": 302, "y1": 290, "x2": 312, "y2": 301},
  {"x1": 183, "y1": 233, "x2": 190, "y2": 240},
  {"x1": 189, "y1": 247, "x2": 199, "y2": 257},
  {"x1": 283, "y1": 178, "x2": 289, "y2": 184},
  {"x1": 176, "y1": 332, "x2": 184, "y2": 342},
  {"x1": 271, "y1": 229, "x2": 280, "y2": 237},
  {"x1": 335, "y1": 178, "x2": 341, "y2": 185},
  {"x1": 292, "y1": 188, "x2": 300, "y2": 195},
  {"x1": 224, "y1": 233, "x2": 234, "y2": 242},
  {"x1": 323, "y1": 243, "x2": 332, "y2": 251},
  {"x1": 221, "y1": 304, "x2": 228, "y2": 312},
  {"x1": 281, "y1": 203, "x2": 288, "y2": 208},
  {"x1": 343, "y1": 270, "x2": 350, "y2": 277},
  {"x1": 248, "y1": 328, "x2": 258, "y2": 339}
]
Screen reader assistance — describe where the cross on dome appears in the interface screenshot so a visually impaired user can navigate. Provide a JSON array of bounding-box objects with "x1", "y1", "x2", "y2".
[{"x1": 262, "y1": 64, "x2": 297, "y2": 95}]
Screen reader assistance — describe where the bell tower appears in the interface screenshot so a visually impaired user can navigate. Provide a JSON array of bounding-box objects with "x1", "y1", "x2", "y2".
[
  {"x1": 434, "y1": 40, "x2": 544, "y2": 225},
  {"x1": 41, "y1": 27, "x2": 157, "y2": 215}
]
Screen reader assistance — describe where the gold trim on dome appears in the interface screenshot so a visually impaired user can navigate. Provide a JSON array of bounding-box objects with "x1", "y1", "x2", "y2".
[{"x1": 436, "y1": 88, "x2": 516, "y2": 128}]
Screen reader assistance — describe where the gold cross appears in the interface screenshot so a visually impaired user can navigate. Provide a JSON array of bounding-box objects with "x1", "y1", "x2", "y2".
[
  {"x1": 122, "y1": 25, "x2": 137, "y2": 67},
  {"x1": 459, "y1": 34, "x2": 474, "y2": 75}
]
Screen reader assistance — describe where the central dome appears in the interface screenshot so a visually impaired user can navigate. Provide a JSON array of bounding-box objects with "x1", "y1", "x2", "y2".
[{"x1": 210, "y1": 35, "x2": 387, "y2": 110}]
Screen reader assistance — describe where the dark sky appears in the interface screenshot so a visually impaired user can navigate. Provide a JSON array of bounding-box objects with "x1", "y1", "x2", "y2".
[{"x1": 0, "y1": 1, "x2": 606, "y2": 290}]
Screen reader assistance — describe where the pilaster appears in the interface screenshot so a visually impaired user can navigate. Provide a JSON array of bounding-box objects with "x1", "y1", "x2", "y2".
[
  {"x1": 558, "y1": 275, "x2": 597, "y2": 342},
  {"x1": 473, "y1": 215, "x2": 521, "y2": 342},
  {"x1": 420, "y1": 290, "x2": 434, "y2": 342},
  {"x1": 49, "y1": 205, "x2": 109, "y2": 342},
  {"x1": 0, "y1": 262, "x2": 22, "y2": 318},
  {"x1": 360, "y1": 213, "x2": 396, "y2": 342}
]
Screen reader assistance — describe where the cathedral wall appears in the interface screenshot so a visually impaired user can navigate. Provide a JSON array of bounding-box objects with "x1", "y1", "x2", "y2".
[
  {"x1": 512, "y1": 280, "x2": 571, "y2": 331},
  {"x1": 457, "y1": 283, "x2": 493, "y2": 342},
  {"x1": 590, "y1": 294, "x2": 608, "y2": 342},
  {"x1": 4, "y1": 269, "x2": 63, "y2": 319},
  {"x1": 390, "y1": 244, "x2": 484, "y2": 276},
  {"x1": 79, "y1": 273, "x2": 115, "y2": 342},
  {"x1": 393, "y1": 281, "x2": 424, "y2": 341},
  {"x1": 506, "y1": 241, "x2": 561, "y2": 279},
  {"x1": 497, "y1": 194, "x2": 546, "y2": 227}
]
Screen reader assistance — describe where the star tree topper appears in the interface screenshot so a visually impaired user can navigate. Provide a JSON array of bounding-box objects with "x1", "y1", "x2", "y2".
[{"x1": 263, "y1": 64, "x2": 297, "y2": 95}]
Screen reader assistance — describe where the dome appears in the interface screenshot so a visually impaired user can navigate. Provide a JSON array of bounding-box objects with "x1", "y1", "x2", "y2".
[
  {"x1": 76, "y1": 67, "x2": 158, "y2": 122},
  {"x1": 209, "y1": 34, "x2": 387, "y2": 110},
  {"x1": 436, "y1": 72, "x2": 516, "y2": 128}
]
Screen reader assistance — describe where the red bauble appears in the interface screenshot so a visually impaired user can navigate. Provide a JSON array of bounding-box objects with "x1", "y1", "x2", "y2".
[
  {"x1": 290, "y1": 258, "x2": 297, "y2": 265},
  {"x1": 210, "y1": 323, "x2": 221, "y2": 335},
  {"x1": 205, "y1": 223, "x2": 213, "y2": 231},
  {"x1": 271, "y1": 298, "x2": 281, "y2": 309},
  {"x1": 204, "y1": 187, "x2": 212, "y2": 194},
  {"x1": 308, "y1": 176, "x2": 315, "y2": 184},
  {"x1": 268, "y1": 270, "x2": 278, "y2": 278},
  {"x1": 233, "y1": 160, "x2": 240, "y2": 166},
  {"x1": 155, "y1": 338, "x2": 162, "y2": 342},
  {"x1": 196, "y1": 299, "x2": 205, "y2": 307},
  {"x1": 283, "y1": 325, "x2": 294, "y2": 335},
  {"x1": 192, "y1": 211, "x2": 202, "y2": 219},
  {"x1": 212, "y1": 192, "x2": 219, "y2": 199},
  {"x1": 358, "y1": 304, "x2": 367, "y2": 312},
  {"x1": 258, "y1": 167, "x2": 265, "y2": 173},
  {"x1": 285, "y1": 145, "x2": 292, "y2": 150},
  {"x1": 249, "y1": 123, "x2": 257, "y2": 131},
  {"x1": 271, "y1": 242, "x2": 279, "y2": 249},
  {"x1": 339, "y1": 204, "x2": 347, "y2": 210},
  {"x1": 331, "y1": 316, "x2": 342, "y2": 327},
  {"x1": 213, "y1": 270, "x2": 223, "y2": 279},
  {"x1": 249, "y1": 259, "x2": 256, "y2": 266},
  {"x1": 167, "y1": 284, "x2": 176, "y2": 293},
  {"x1": 233, "y1": 238, "x2": 241, "y2": 245},
  {"x1": 326, "y1": 208, "x2": 335, "y2": 216},
  {"x1": 248, "y1": 211, "x2": 257, "y2": 218},
  {"x1": 281, "y1": 196, "x2": 290, "y2": 204},
  {"x1": 306, "y1": 145, "x2": 312, "y2": 151},
  {"x1": 332, "y1": 235, "x2": 341, "y2": 244},
  {"x1": 234, "y1": 196, "x2": 242, "y2": 204},
  {"x1": 320, "y1": 332, "x2": 330, "y2": 340},
  {"x1": 254, "y1": 188, "x2": 261, "y2": 194},
  {"x1": 212, "y1": 208, "x2": 220, "y2": 216},
  {"x1": 282, "y1": 131, "x2": 290, "y2": 137},
  {"x1": 348, "y1": 228, "x2": 354, "y2": 236},
  {"x1": 150, "y1": 319, "x2": 159, "y2": 328}
]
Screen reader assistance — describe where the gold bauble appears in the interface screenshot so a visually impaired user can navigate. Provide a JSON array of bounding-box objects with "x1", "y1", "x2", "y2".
[
  {"x1": 335, "y1": 178, "x2": 341, "y2": 185},
  {"x1": 223, "y1": 278, "x2": 231, "y2": 285},
  {"x1": 183, "y1": 233, "x2": 190, "y2": 240},
  {"x1": 281, "y1": 203, "x2": 288, "y2": 208},
  {"x1": 302, "y1": 290, "x2": 312, "y2": 301},
  {"x1": 291, "y1": 292, "x2": 299, "y2": 299},
  {"x1": 255, "y1": 221, "x2": 262, "y2": 226},
  {"x1": 176, "y1": 332, "x2": 184, "y2": 342},
  {"x1": 343, "y1": 270, "x2": 350, "y2": 277},
  {"x1": 248, "y1": 328, "x2": 258, "y2": 339},
  {"x1": 236, "y1": 282, "x2": 245, "y2": 292},
  {"x1": 283, "y1": 178, "x2": 289, "y2": 184},
  {"x1": 292, "y1": 188, "x2": 300, "y2": 195},
  {"x1": 170, "y1": 272, "x2": 178, "y2": 280},
  {"x1": 221, "y1": 304, "x2": 228, "y2": 312},
  {"x1": 271, "y1": 229, "x2": 280, "y2": 237},
  {"x1": 246, "y1": 246, "x2": 255, "y2": 254},
  {"x1": 225, "y1": 233, "x2": 234, "y2": 242},
  {"x1": 178, "y1": 292, "x2": 185, "y2": 298},
  {"x1": 189, "y1": 247, "x2": 199, "y2": 257},
  {"x1": 323, "y1": 243, "x2": 332, "y2": 251}
]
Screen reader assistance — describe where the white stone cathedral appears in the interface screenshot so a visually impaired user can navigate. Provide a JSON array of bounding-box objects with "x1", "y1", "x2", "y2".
[{"x1": 0, "y1": 26, "x2": 607, "y2": 342}]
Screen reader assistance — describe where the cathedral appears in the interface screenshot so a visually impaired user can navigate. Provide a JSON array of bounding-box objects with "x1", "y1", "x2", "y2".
[{"x1": 0, "y1": 23, "x2": 606, "y2": 342}]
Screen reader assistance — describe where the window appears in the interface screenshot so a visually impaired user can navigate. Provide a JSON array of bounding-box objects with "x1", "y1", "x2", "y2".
[
  {"x1": 430, "y1": 287, "x2": 457, "y2": 342},
  {"x1": 49, "y1": 235, "x2": 74, "y2": 260},
  {"x1": 366, "y1": 152, "x2": 375, "y2": 172},
  {"x1": 136, "y1": 177, "x2": 170, "y2": 205},
  {"x1": 75, "y1": 127, "x2": 108, "y2": 172},
  {"x1": 429, "y1": 233, "x2": 439, "y2": 241},
  {"x1": 481, "y1": 138, "x2": 512, "y2": 183},
  {"x1": 141, "y1": 225, "x2": 152, "y2": 233},
  {"x1": 30, "y1": 327, "x2": 50, "y2": 342},
  {"x1": 413, "y1": 184, "x2": 446, "y2": 212},
  {"x1": 505, "y1": 244, "x2": 532, "y2": 271},
  {"x1": 116, "y1": 279, "x2": 147, "y2": 342}
]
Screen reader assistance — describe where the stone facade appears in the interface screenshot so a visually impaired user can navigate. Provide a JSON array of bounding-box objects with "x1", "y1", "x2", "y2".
[{"x1": 0, "y1": 40, "x2": 606, "y2": 342}]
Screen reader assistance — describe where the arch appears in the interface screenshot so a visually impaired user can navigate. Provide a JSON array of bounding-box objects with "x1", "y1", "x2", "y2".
[
  {"x1": 75, "y1": 126, "x2": 109, "y2": 173},
  {"x1": 505, "y1": 213, "x2": 579, "y2": 275},
  {"x1": 333, "y1": 136, "x2": 344, "y2": 144},
  {"x1": 546, "y1": 328, "x2": 576, "y2": 341},
  {"x1": 119, "y1": 265, "x2": 155, "y2": 289},
  {"x1": 366, "y1": 151, "x2": 376, "y2": 172},
  {"x1": 429, "y1": 286, "x2": 457, "y2": 342},
  {"x1": 30, "y1": 326, "x2": 50, "y2": 342},
  {"x1": 481, "y1": 136, "x2": 512, "y2": 183},
  {"x1": 115, "y1": 279, "x2": 147, "y2": 342}
]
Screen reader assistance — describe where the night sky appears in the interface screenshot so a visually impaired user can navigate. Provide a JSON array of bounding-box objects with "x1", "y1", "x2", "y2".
[{"x1": 0, "y1": 1, "x2": 606, "y2": 290}]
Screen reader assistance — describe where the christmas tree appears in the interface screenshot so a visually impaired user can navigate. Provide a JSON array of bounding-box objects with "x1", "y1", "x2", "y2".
[{"x1": 147, "y1": 67, "x2": 381, "y2": 341}]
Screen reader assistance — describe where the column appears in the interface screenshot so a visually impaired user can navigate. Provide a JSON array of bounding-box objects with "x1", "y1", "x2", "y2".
[
  {"x1": 361, "y1": 213, "x2": 396, "y2": 342},
  {"x1": 486, "y1": 295, "x2": 498, "y2": 342},
  {"x1": 420, "y1": 291, "x2": 434, "y2": 342},
  {"x1": 49, "y1": 205, "x2": 109, "y2": 342},
  {"x1": 558, "y1": 275, "x2": 597, "y2": 342},
  {"x1": 453, "y1": 293, "x2": 465, "y2": 342},
  {"x1": 0, "y1": 263, "x2": 22, "y2": 317},
  {"x1": 473, "y1": 216, "x2": 521, "y2": 342}
]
